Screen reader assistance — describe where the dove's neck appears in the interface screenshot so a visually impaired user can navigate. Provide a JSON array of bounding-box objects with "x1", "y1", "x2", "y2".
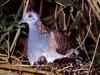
[
  {"x1": 28, "y1": 22, "x2": 41, "y2": 39},
  {"x1": 28, "y1": 22, "x2": 39, "y2": 32}
]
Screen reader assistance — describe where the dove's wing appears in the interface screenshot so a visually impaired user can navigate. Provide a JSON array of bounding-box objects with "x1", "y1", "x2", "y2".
[{"x1": 53, "y1": 31, "x2": 71, "y2": 55}]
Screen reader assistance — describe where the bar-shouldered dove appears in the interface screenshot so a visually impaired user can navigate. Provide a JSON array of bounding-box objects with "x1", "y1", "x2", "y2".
[{"x1": 19, "y1": 10, "x2": 79, "y2": 65}]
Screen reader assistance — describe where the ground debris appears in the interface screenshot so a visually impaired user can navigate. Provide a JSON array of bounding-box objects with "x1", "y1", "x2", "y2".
[{"x1": 0, "y1": 57, "x2": 100, "y2": 75}]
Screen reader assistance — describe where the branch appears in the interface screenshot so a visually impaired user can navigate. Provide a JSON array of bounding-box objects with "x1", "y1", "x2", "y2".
[
  {"x1": 87, "y1": 0, "x2": 100, "y2": 21},
  {"x1": 88, "y1": 33, "x2": 100, "y2": 74},
  {"x1": 0, "y1": 64, "x2": 55, "y2": 75}
]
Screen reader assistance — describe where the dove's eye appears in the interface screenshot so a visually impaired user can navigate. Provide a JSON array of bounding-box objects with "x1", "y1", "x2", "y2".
[{"x1": 28, "y1": 14, "x2": 32, "y2": 18}]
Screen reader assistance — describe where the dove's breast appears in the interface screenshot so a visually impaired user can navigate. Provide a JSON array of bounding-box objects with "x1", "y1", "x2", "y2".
[{"x1": 27, "y1": 26, "x2": 51, "y2": 65}]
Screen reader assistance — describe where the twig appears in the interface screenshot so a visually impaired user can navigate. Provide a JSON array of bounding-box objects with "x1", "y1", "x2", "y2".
[
  {"x1": 0, "y1": 56, "x2": 7, "y2": 61},
  {"x1": 0, "y1": 53, "x2": 20, "y2": 63},
  {"x1": 0, "y1": 64, "x2": 55, "y2": 75},
  {"x1": 83, "y1": 44, "x2": 90, "y2": 60},
  {"x1": 39, "y1": 0, "x2": 43, "y2": 17},
  {"x1": 10, "y1": 28, "x2": 21, "y2": 54},
  {"x1": 88, "y1": 33, "x2": 100, "y2": 74},
  {"x1": 75, "y1": 8, "x2": 92, "y2": 50},
  {"x1": 86, "y1": 26, "x2": 97, "y2": 43},
  {"x1": 1, "y1": 0, "x2": 10, "y2": 6},
  {"x1": 0, "y1": 7, "x2": 3, "y2": 17},
  {"x1": 23, "y1": 0, "x2": 29, "y2": 16},
  {"x1": 17, "y1": 51, "x2": 27, "y2": 58},
  {"x1": 92, "y1": 0, "x2": 100, "y2": 14},
  {"x1": 54, "y1": 4, "x2": 59, "y2": 30},
  {"x1": 80, "y1": 11, "x2": 97, "y2": 43},
  {"x1": 7, "y1": 33, "x2": 10, "y2": 63},
  {"x1": 77, "y1": 34, "x2": 84, "y2": 50},
  {"x1": 0, "y1": 32, "x2": 9, "y2": 45},
  {"x1": 61, "y1": 6, "x2": 67, "y2": 31},
  {"x1": 15, "y1": 0, "x2": 24, "y2": 20},
  {"x1": 54, "y1": 5, "x2": 66, "y2": 31},
  {"x1": 87, "y1": 0, "x2": 100, "y2": 21},
  {"x1": 57, "y1": 64, "x2": 73, "y2": 74},
  {"x1": 70, "y1": 6, "x2": 75, "y2": 21},
  {"x1": 81, "y1": 0, "x2": 84, "y2": 12},
  {"x1": 77, "y1": 35, "x2": 90, "y2": 60},
  {"x1": 55, "y1": 1, "x2": 66, "y2": 8}
]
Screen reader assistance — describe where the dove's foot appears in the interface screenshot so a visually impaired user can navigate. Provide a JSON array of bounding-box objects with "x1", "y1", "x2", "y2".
[{"x1": 34, "y1": 56, "x2": 47, "y2": 65}]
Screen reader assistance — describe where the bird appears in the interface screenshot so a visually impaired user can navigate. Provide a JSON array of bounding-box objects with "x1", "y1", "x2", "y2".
[{"x1": 19, "y1": 10, "x2": 80, "y2": 66}]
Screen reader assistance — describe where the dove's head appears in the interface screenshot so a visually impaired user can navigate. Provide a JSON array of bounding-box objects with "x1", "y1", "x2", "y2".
[{"x1": 19, "y1": 10, "x2": 40, "y2": 28}]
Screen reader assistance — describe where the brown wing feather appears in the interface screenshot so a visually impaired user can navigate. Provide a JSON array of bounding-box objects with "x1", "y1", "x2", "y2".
[{"x1": 53, "y1": 30, "x2": 71, "y2": 55}]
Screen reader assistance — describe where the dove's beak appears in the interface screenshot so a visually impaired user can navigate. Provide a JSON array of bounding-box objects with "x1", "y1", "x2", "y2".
[
  {"x1": 18, "y1": 21, "x2": 29, "y2": 35},
  {"x1": 19, "y1": 21, "x2": 29, "y2": 32},
  {"x1": 19, "y1": 20, "x2": 29, "y2": 27},
  {"x1": 19, "y1": 19, "x2": 28, "y2": 25}
]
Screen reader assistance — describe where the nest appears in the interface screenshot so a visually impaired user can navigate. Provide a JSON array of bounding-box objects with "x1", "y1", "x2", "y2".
[{"x1": 0, "y1": 52, "x2": 100, "y2": 75}]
